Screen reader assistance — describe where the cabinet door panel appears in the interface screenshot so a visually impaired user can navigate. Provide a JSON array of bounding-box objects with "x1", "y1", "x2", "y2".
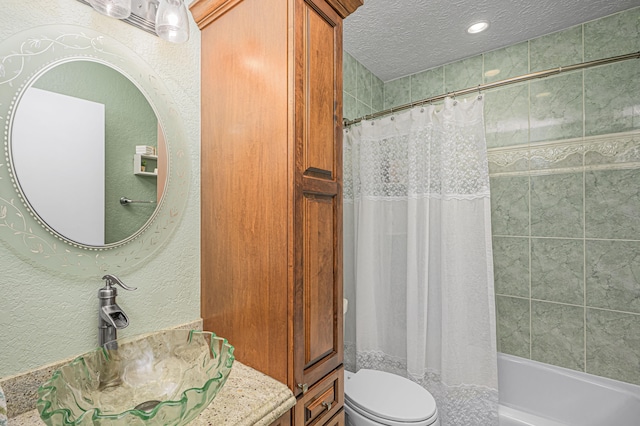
[
  {"x1": 305, "y1": 4, "x2": 337, "y2": 178},
  {"x1": 293, "y1": 0, "x2": 343, "y2": 393},
  {"x1": 304, "y1": 194, "x2": 336, "y2": 365}
]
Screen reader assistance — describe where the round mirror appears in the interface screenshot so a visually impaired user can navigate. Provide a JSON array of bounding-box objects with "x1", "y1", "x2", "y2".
[
  {"x1": 11, "y1": 60, "x2": 167, "y2": 247},
  {"x1": 0, "y1": 25, "x2": 190, "y2": 276}
]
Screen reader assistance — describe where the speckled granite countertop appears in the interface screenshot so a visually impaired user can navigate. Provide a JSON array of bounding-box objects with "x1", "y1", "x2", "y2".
[{"x1": 9, "y1": 361, "x2": 296, "y2": 426}]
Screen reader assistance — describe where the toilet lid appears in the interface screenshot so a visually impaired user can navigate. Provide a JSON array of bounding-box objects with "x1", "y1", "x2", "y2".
[{"x1": 345, "y1": 369, "x2": 437, "y2": 423}]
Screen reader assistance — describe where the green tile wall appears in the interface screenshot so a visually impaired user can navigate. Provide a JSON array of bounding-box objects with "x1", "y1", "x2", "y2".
[
  {"x1": 344, "y1": 7, "x2": 640, "y2": 385},
  {"x1": 343, "y1": 52, "x2": 383, "y2": 120},
  {"x1": 529, "y1": 26, "x2": 583, "y2": 72},
  {"x1": 585, "y1": 60, "x2": 640, "y2": 136},
  {"x1": 489, "y1": 131, "x2": 640, "y2": 386},
  {"x1": 489, "y1": 8, "x2": 640, "y2": 385}
]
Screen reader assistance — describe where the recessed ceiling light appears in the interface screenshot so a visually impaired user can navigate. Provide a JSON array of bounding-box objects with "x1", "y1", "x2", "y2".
[{"x1": 467, "y1": 21, "x2": 489, "y2": 34}]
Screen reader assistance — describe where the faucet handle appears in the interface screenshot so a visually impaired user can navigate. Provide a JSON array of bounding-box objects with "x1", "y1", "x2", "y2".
[{"x1": 101, "y1": 274, "x2": 137, "y2": 291}]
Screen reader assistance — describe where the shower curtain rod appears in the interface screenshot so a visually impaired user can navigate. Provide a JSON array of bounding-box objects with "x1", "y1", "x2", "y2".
[{"x1": 342, "y1": 51, "x2": 640, "y2": 127}]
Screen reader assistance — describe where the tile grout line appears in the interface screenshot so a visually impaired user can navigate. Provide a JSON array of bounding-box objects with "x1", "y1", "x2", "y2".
[
  {"x1": 581, "y1": 22, "x2": 588, "y2": 374},
  {"x1": 482, "y1": 52, "x2": 485, "y2": 85},
  {"x1": 527, "y1": 38, "x2": 533, "y2": 360},
  {"x1": 370, "y1": 75, "x2": 374, "y2": 113},
  {"x1": 411, "y1": 73, "x2": 415, "y2": 106},
  {"x1": 442, "y1": 64, "x2": 446, "y2": 99},
  {"x1": 493, "y1": 235, "x2": 640, "y2": 243},
  {"x1": 495, "y1": 294, "x2": 640, "y2": 317},
  {"x1": 583, "y1": 95, "x2": 588, "y2": 375}
]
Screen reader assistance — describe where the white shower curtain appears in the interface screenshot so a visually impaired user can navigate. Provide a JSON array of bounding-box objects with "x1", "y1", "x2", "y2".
[{"x1": 343, "y1": 97, "x2": 498, "y2": 425}]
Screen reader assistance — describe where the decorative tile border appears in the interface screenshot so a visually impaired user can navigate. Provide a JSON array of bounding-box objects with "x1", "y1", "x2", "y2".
[
  {"x1": 488, "y1": 130, "x2": 640, "y2": 177},
  {"x1": 0, "y1": 319, "x2": 203, "y2": 418}
]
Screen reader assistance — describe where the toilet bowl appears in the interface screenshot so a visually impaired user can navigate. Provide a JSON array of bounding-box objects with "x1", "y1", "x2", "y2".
[
  {"x1": 343, "y1": 298, "x2": 440, "y2": 426},
  {"x1": 344, "y1": 369, "x2": 440, "y2": 426}
]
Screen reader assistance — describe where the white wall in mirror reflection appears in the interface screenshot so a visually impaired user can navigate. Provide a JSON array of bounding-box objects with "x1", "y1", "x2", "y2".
[{"x1": 13, "y1": 88, "x2": 107, "y2": 246}]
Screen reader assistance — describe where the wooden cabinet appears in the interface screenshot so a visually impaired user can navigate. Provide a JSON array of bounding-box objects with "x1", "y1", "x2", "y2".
[
  {"x1": 324, "y1": 410, "x2": 346, "y2": 426},
  {"x1": 272, "y1": 367, "x2": 344, "y2": 426},
  {"x1": 191, "y1": 0, "x2": 361, "y2": 422},
  {"x1": 292, "y1": 0, "x2": 345, "y2": 393},
  {"x1": 294, "y1": 367, "x2": 344, "y2": 426}
]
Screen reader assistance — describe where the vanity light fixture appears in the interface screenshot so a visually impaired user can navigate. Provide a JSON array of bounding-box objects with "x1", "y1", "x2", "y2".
[
  {"x1": 467, "y1": 21, "x2": 489, "y2": 34},
  {"x1": 88, "y1": 0, "x2": 132, "y2": 19},
  {"x1": 78, "y1": 0, "x2": 190, "y2": 43}
]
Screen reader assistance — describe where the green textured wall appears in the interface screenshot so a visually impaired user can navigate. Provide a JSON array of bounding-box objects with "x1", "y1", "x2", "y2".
[{"x1": 33, "y1": 61, "x2": 158, "y2": 244}]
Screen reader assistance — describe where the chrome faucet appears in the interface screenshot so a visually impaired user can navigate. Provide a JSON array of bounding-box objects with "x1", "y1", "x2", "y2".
[{"x1": 98, "y1": 274, "x2": 137, "y2": 349}]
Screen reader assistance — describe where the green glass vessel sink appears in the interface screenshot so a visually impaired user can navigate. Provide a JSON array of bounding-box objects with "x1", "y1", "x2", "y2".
[{"x1": 37, "y1": 330, "x2": 234, "y2": 426}]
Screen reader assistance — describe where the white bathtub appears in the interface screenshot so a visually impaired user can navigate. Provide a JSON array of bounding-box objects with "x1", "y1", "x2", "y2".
[{"x1": 498, "y1": 353, "x2": 640, "y2": 426}]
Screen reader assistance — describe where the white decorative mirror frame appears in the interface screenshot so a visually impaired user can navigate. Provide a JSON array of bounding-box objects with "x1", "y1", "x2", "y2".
[{"x1": 0, "y1": 24, "x2": 190, "y2": 277}]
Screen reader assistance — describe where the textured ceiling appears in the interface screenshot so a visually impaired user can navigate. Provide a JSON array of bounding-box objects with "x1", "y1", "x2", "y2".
[{"x1": 344, "y1": 0, "x2": 640, "y2": 82}]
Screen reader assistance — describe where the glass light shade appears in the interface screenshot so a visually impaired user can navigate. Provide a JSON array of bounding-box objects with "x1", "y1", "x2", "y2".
[
  {"x1": 155, "y1": 0, "x2": 190, "y2": 44},
  {"x1": 88, "y1": 0, "x2": 132, "y2": 19}
]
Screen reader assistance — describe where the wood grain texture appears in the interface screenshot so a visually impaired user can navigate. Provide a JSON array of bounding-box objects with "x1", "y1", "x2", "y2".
[
  {"x1": 324, "y1": 0, "x2": 363, "y2": 18},
  {"x1": 189, "y1": 0, "x2": 244, "y2": 28},
  {"x1": 293, "y1": 0, "x2": 344, "y2": 393},
  {"x1": 199, "y1": 0, "x2": 344, "y2": 410},
  {"x1": 294, "y1": 367, "x2": 344, "y2": 426},
  {"x1": 303, "y1": 195, "x2": 336, "y2": 365},
  {"x1": 306, "y1": 6, "x2": 335, "y2": 177},
  {"x1": 200, "y1": 0, "x2": 290, "y2": 385},
  {"x1": 305, "y1": 386, "x2": 335, "y2": 421},
  {"x1": 190, "y1": 0, "x2": 362, "y2": 29},
  {"x1": 323, "y1": 410, "x2": 345, "y2": 426}
]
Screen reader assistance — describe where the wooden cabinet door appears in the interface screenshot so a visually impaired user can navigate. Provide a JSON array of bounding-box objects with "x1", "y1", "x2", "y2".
[
  {"x1": 293, "y1": 0, "x2": 344, "y2": 396},
  {"x1": 196, "y1": 0, "x2": 291, "y2": 387}
]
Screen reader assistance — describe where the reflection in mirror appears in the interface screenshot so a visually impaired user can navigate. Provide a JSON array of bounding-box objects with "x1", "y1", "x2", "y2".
[
  {"x1": 11, "y1": 61, "x2": 167, "y2": 246},
  {"x1": 0, "y1": 25, "x2": 189, "y2": 276}
]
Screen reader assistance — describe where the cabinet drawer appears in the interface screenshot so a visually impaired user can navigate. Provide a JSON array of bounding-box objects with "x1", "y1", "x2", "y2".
[
  {"x1": 322, "y1": 409, "x2": 344, "y2": 426},
  {"x1": 295, "y1": 367, "x2": 344, "y2": 426}
]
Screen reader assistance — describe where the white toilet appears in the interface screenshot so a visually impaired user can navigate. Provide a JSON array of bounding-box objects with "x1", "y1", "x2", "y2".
[
  {"x1": 344, "y1": 369, "x2": 440, "y2": 426},
  {"x1": 343, "y1": 299, "x2": 440, "y2": 426}
]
